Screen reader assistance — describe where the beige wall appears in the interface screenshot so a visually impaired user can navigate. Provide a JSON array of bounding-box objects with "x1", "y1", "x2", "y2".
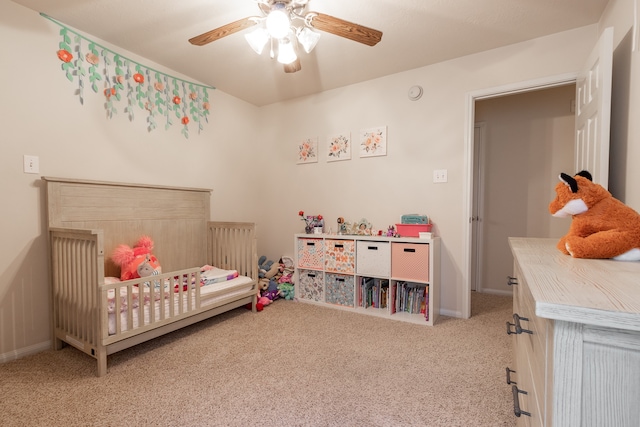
[
  {"x1": 0, "y1": 1, "x2": 261, "y2": 360},
  {"x1": 256, "y1": 26, "x2": 599, "y2": 317},
  {"x1": 2, "y1": 0, "x2": 639, "y2": 360},
  {"x1": 601, "y1": 0, "x2": 640, "y2": 206}
]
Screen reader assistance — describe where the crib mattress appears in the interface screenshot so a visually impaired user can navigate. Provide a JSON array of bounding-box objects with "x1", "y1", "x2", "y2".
[{"x1": 108, "y1": 275, "x2": 254, "y2": 335}]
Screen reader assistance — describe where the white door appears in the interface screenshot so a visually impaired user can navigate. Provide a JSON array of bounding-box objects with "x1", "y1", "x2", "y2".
[
  {"x1": 575, "y1": 27, "x2": 613, "y2": 188},
  {"x1": 471, "y1": 123, "x2": 486, "y2": 292}
]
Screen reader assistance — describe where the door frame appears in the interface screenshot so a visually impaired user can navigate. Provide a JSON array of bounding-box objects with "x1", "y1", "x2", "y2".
[{"x1": 461, "y1": 72, "x2": 577, "y2": 319}]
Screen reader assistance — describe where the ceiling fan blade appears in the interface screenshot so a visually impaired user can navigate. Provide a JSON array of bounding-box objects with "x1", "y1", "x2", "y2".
[
  {"x1": 189, "y1": 17, "x2": 258, "y2": 46},
  {"x1": 284, "y1": 58, "x2": 302, "y2": 73},
  {"x1": 307, "y1": 12, "x2": 382, "y2": 47}
]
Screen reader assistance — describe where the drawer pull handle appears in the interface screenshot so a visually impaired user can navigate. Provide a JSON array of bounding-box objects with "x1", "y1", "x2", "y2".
[
  {"x1": 506, "y1": 315, "x2": 533, "y2": 335},
  {"x1": 403, "y1": 248, "x2": 416, "y2": 253},
  {"x1": 513, "y1": 313, "x2": 532, "y2": 335},
  {"x1": 505, "y1": 367, "x2": 516, "y2": 385},
  {"x1": 306, "y1": 242, "x2": 315, "y2": 247},
  {"x1": 308, "y1": 273, "x2": 316, "y2": 278},
  {"x1": 367, "y1": 246, "x2": 378, "y2": 250},
  {"x1": 335, "y1": 244, "x2": 344, "y2": 249},
  {"x1": 507, "y1": 276, "x2": 518, "y2": 286},
  {"x1": 336, "y1": 278, "x2": 345, "y2": 282},
  {"x1": 511, "y1": 385, "x2": 531, "y2": 417}
]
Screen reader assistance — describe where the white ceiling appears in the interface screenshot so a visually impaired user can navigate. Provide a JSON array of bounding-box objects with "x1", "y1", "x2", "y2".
[{"x1": 12, "y1": 0, "x2": 610, "y2": 106}]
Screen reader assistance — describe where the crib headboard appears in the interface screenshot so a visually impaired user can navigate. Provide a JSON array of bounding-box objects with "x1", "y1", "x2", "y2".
[{"x1": 43, "y1": 177, "x2": 211, "y2": 277}]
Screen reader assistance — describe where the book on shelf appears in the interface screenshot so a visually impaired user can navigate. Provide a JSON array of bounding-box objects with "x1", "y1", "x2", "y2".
[
  {"x1": 359, "y1": 277, "x2": 389, "y2": 309},
  {"x1": 395, "y1": 281, "x2": 429, "y2": 320}
]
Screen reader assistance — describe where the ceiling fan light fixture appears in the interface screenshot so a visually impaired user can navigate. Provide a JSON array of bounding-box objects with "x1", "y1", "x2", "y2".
[
  {"x1": 276, "y1": 38, "x2": 297, "y2": 64},
  {"x1": 244, "y1": 27, "x2": 269, "y2": 54},
  {"x1": 266, "y1": 9, "x2": 290, "y2": 39},
  {"x1": 296, "y1": 26, "x2": 321, "y2": 53}
]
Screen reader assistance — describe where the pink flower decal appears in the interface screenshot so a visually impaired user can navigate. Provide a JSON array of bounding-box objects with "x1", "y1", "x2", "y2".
[
  {"x1": 154, "y1": 82, "x2": 165, "y2": 91},
  {"x1": 133, "y1": 73, "x2": 144, "y2": 84},
  {"x1": 85, "y1": 53, "x2": 99, "y2": 65},
  {"x1": 181, "y1": 116, "x2": 189, "y2": 125}
]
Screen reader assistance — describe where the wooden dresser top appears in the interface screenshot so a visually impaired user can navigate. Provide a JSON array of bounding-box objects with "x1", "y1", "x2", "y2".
[{"x1": 509, "y1": 237, "x2": 640, "y2": 331}]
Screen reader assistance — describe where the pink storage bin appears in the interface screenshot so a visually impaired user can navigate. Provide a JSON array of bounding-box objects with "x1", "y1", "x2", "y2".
[{"x1": 395, "y1": 223, "x2": 432, "y2": 237}]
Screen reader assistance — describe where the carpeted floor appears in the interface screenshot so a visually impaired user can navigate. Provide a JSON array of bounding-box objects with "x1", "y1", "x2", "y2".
[{"x1": 0, "y1": 292, "x2": 514, "y2": 427}]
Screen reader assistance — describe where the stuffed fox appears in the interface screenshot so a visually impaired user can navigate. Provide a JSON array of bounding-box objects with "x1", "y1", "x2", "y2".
[{"x1": 549, "y1": 171, "x2": 640, "y2": 261}]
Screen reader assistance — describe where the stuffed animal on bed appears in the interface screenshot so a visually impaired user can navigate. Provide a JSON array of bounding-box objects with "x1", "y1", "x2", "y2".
[
  {"x1": 111, "y1": 236, "x2": 162, "y2": 281},
  {"x1": 549, "y1": 170, "x2": 640, "y2": 261}
]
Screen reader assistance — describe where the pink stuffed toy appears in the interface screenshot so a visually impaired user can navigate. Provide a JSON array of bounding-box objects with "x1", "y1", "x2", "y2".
[{"x1": 111, "y1": 236, "x2": 162, "y2": 281}]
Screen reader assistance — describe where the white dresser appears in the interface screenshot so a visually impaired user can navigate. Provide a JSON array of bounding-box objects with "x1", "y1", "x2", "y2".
[{"x1": 508, "y1": 237, "x2": 640, "y2": 427}]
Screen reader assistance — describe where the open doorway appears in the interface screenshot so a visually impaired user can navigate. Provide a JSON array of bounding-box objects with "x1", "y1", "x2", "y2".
[
  {"x1": 470, "y1": 85, "x2": 576, "y2": 301},
  {"x1": 462, "y1": 28, "x2": 613, "y2": 318}
]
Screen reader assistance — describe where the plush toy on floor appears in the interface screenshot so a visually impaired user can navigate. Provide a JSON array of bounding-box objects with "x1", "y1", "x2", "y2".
[
  {"x1": 111, "y1": 236, "x2": 162, "y2": 280},
  {"x1": 278, "y1": 282, "x2": 295, "y2": 300},
  {"x1": 549, "y1": 170, "x2": 640, "y2": 261}
]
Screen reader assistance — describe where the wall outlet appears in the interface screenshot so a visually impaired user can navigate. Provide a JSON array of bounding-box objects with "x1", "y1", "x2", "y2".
[
  {"x1": 433, "y1": 169, "x2": 448, "y2": 183},
  {"x1": 23, "y1": 155, "x2": 40, "y2": 174}
]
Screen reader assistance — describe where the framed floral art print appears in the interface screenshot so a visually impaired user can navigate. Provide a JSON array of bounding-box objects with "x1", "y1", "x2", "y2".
[
  {"x1": 360, "y1": 126, "x2": 387, "y2": 158},
  {"x1": 327, "y1": 131, "x2": 351, "y2": 162},
  {"x1": 297, "y1": 137, "x2": 318, "y2": 164}
]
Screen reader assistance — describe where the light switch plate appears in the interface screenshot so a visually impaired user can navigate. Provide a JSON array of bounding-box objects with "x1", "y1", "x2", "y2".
[
  {"x1": 23, "y1": 155, "x2": 40, "y2": 174},
  {"x1": 433, "y1": 169, "x2": 448, "y2": 183}
]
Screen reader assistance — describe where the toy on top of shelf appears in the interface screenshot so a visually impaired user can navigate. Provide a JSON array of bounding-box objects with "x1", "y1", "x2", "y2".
[{"x1": 299, "y1": 210, "x2": 324, "y2": 234}]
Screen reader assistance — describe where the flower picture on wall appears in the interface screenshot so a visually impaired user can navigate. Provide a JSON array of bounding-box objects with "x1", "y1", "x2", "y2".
[
  {"x1": 360, "y1": 126, "x2": 387, "y2": 157},
  {"x1": 327, "y1": 131, "x2": 351, "y2": 162},
  {"x1": 297, "y1": 137, "x2": 318, "y2": 164}
]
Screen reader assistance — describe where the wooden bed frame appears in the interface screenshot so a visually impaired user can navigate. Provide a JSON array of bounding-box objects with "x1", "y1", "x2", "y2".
[{"x1": 43, "y1": 177, "x2": 258, "y2": 376}]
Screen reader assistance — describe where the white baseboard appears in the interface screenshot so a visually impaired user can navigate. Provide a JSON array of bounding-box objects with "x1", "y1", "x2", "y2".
[
  {"x1": 478, "y1": 288, "x2": 512, "y2": 297},
  {"x1": 439, "y1": 308, "x2": 463, "y2": 318},
  {"x1": 0, "y1": 341, "x2": 51, "y2": 364}
]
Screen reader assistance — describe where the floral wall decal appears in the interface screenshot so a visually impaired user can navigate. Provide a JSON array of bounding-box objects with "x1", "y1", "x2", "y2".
[
  {"x1": 360, "y1": 126, "x2": 388, "y2": 157},
  {"x1": 297, "y1": 137, "x2": 318, "y2": 164},
  {"x1": 327, "y1": 131, "x2": 351, "y2": 162},
  {"x1": 44, "y1": 14, "x2": 213, "y2": 139}
]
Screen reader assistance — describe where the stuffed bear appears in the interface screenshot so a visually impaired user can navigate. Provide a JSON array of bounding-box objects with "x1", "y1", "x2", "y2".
[
  {"x1": 549, "y1": 171, "x2": 640, "y2": 261},
  {"x1": 111, "y1": 236, "x2": 162, "y2": 281}
]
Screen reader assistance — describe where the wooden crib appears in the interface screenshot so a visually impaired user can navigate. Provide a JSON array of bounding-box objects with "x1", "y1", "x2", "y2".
[{"x1": 43, "y1": 177, "x2": 258, "y2": 376}]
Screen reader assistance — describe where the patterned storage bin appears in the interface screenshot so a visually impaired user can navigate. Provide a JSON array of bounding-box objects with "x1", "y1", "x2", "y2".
[
  {"x1": 297, "y1": 269, "x2": 324, "y2": 302},
  {"x1": 325, "y1": 273, "x2": 355, "y2": 307},
  {"x1": 324, "y1": 239, "x2": 355, "y2": 274},
  {"x1": 297, "y1": 238, "x2": 324, "y2": 269},
  {"x1": 356, "y1": 240, "x2": 391, "y2": 277},
  {"x1": 391, "y1": 242, "x2": 429, "y2": 282}
]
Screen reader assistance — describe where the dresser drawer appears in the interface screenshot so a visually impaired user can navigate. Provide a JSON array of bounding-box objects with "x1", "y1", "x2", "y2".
[
  {"x1": 356, "y1": 240, "x2": 390, "y2": 277},
  {"x1": 325, "y1": 239, "x2": 355, "y2": 274},
  {"x1": 297, "y1": 238, "x2": 324, "y2": 269},
  {"x1": 512, "y1": 273, "x2": 548, "y2": 427},
  {"x1": 391, "y1": 242, "x2": 429, "y2": 282}
]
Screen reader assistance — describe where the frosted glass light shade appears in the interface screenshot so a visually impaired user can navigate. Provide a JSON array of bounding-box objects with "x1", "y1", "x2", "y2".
[
  {"x1": 244, "y1": 27, "x2": 269, "y2": 54},
  {"x1": 277, "y1": 39, "x2": 297, "y2": 64},
  {"x1": 266, "y1": 10, "x2": 290, "y2": 39},
  {"x1": 297, "y1": 27, "x2": 321, "y2": 53}
]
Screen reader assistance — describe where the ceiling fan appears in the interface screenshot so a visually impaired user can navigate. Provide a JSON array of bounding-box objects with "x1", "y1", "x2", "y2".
[{"x1": 189, "y1": 0, "x2": 383, "y2": 73}]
